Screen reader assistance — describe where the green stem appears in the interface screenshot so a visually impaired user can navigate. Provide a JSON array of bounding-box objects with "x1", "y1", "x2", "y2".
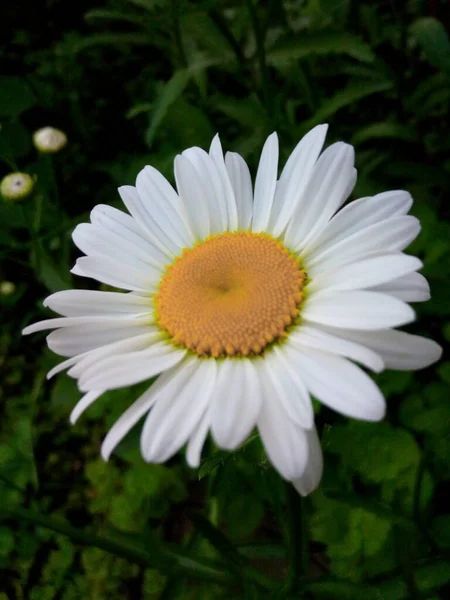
[
  {"x1": 245, "y1": 0, "x2": 273, "y2": 123},
  {"x1": 1, "y1": 506, "x2": 232, "y2": 586},
  {"x1": 286, "y1": 483, "x2": 308, "y2": 593}
]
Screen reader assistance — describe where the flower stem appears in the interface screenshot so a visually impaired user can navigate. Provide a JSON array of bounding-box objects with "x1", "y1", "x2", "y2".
[{"x1": 286, "y1": 482, "x2": 308, "y2": 593}]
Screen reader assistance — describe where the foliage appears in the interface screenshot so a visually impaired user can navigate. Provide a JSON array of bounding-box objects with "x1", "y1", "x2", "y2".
[{"x1": 1, "y1": 0, "x2": 450, "y2": 598}]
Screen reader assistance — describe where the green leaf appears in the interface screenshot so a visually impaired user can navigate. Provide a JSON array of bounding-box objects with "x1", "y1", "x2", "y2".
[
  {"x1": 410, "y1": 17, "x2": 450, "y2": 76},
  {"x1": 302, "y1": 79, "x2": 393, "y2": 129},
  {"x1": 267, "y1": 32, "x2": 376, "y2": 64},
  {"x1": 145, "y1": 70, "x2": 191, "y2": 147},
  {"x1": 84, "y1": 8, "x2": 145, "y2": 27},
  {"x1": 37, "y1": 250, "x2": 72, "y2": 293},
  {"x1": 72, "y1": 33, "x2": 153, "y2": 54},
  {"x1": 306, "y1": 579, "x2": 379, "y2": 600},
  {"x1": 351, "y1": 122, "x2": 417, "y2": 145},
  {"x1": 0, "y1": 77, "x2": 36, "y2": 118}
]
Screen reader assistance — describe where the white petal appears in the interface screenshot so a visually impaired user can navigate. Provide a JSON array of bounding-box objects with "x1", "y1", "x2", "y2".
[
  {"x1": 285, "y1": 143, "x2": 355, "y2": 251},
  {"x1": 322, "y1": 328, "x2": 442, "y2": 371},
  {"x1": 23, "y1": 315, "x2": 150, "y2": 335},
  {"x1": 118, "y1": 185, "x2": 180, "y2": 257},
  {"x1": 46, "y1": 324, "x2": 152, "y2": 357},
  {"x1": 225, "y1": 151, "x2": 253, "y2": 230},
  {"x1": 174, "y1": 154, "x2": 211, "y2": 240},
  {"x1": 186, "y1": 408, "x2": 211, "y2": 468},
  {"x1": 303, "y1": 290, "x2": 415, "y2": 330},
  {"x1": 141, "y1": 358, "x2": 216, "y2": 463},
  {"x1": 70, "y1": 390, "x2": 104, "y2": 424},
  {"x1": 289, "y1": 323, "x2": 384, "y2": 372},
  {"x1": 136, "y1": 165, "x2": 194, "y2": 248},
  {"x1": 291, "y1": 427, "x2": 323, "y2": 496},
  {"x1": 72, "y1": 223, "x2": 165, "y2": 272},
  {"x1": 211, "y1": 359, "x2": 262, "y2": 450},
  {"x1": 303, "y1": 190, "x2": 413, "y2": 258},
  {"x1": 306, "y1": 216, "x2": 421, "y2": 275},
  {"x1": 286, "y1": 343, "x2": 386, "y2": 421},
  {"x1": 71, "y1": 255, "x2": 159, "y2": 292},
  {"x1": 101, "y1": 377, "x2": 174, "y2": 461},
  {"x1": 209, "y1": 135, "x2": 239, "y2": 231},
  {"x1": 67, "y1": 332, "x2": 162, "y2": 379},
  {"x1": 78, "y1": 342, "x2": 186, "y2": 392},
  {"x1": 270, "y1": 124, "x2": 328, "y2": 237},
  {"x1": 43, "y1": 289, "x2": 153, "y2": 317},
  {"x1": 309, "y1": 254, "x2": 423, "y2": 293},
  {"x1": 263, "y1": 347, "x2": 313, "y2": 428},
  {"x1": 90, "y1": 204, "x2": 168, "y2": 267},
  {"x1": 370, "y1": 272, "x2": 430, "y2": 302},
  {"x1": 47, "y1": 354, "x2": 84, "y2": 379},
  {"x1": 257, "y1": 369, "x2": 310, "y2": 480},
  {"x1": 251, "y1": 133, "x2": 279, "y2": 232}
]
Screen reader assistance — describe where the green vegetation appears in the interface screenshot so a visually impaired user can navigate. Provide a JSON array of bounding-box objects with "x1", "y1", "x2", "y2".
[{"x1": 1, "y1": 0, "x2": 449, "y2": 597}]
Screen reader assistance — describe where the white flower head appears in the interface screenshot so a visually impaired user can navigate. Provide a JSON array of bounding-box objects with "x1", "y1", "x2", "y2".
[
  {"x1": 23, "y1": 126, "x2": 442, "y2": 496},
  {"x1": 1, "y1": 172, "x2": 34, "y2": 201},
  {"x1": 33, "y1": 126, "x2": 67, "y2": 154}
]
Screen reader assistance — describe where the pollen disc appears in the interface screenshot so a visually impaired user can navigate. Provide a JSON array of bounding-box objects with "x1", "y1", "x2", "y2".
[{"x1": 155, "y1": 232, "x2": 305, "y2": 357}]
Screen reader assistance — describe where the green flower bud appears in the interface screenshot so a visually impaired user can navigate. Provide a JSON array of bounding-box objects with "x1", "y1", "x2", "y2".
[
  {"x1": 33, "y1": 126, "x2": 67, "y2": 154},
  {"x1": 0, "y1": 281, "x2": 15, "y2": 296},
  {"x1": 0, "y1": 172, "x2": 34, "y2": 201}
]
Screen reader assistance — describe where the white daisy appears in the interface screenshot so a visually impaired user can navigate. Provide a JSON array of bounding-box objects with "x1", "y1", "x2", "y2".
[{"x1": 23, "y1": 125, "x2": 442, "y2": 496}]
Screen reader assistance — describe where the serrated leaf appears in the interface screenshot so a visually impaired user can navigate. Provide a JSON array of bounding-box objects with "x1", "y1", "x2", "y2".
[
  {"x1": 410, "y1": 17, "x2": 450, "y2": 76},
  {"x1": 267, "y1": 32, "x2": 375, "y2": 65}
]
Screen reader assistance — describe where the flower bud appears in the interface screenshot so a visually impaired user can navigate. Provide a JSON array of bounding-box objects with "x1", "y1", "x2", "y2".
[
  {"x1": 33, "y1": 126, "x2": 67, "y2": 154},
  {"x1": 0, "y1": 172, "x2": 34, "y2": 201},
  {"x1": 0, "y1": 281, "x2": 15, "y2": 296}
]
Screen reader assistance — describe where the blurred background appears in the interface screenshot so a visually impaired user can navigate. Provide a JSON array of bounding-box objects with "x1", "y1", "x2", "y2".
[{"x1": 1, "y1": 0, "x2": 449, "y2": 598}]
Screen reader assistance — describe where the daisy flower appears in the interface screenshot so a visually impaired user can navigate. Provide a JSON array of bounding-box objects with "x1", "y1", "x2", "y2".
[{"x1": 23, "y1": 125, "x2": 442, "y2": 495}]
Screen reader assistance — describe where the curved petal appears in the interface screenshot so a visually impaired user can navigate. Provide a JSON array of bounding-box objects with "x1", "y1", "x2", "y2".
[
  {"x1": 71, "y1": 255, "x2": 160, "y2": 292},
  {"x1": 263, "y1": 347, "x2": 314, "y2": 428},
  {"x1": 141, "y1": 358, "x2": 216, "y2": 462},
  {"x1": 225, "y1": 151, "x2": 253, "y2": 230},
  {"x1": 43, "y1": 290, "x2": 153, "y2": 317},
  {"x1": 270, "y1": 124, "x2": 328, "y2": 237},
  {"x1": 46, "y1": 324, "x2": 152, "y2": 357},
  {"x1": 289, "y1": 323, "x2": 384, "y2": 372},
  {"x1": 251, "y1": 133, "x2": 279, "y2": 232},
  {"x1": 303, "y1": 190, "x2": 413, "y2": 257},
  {"x1": 78, "y1": 342, "x2": 186, "y2": 392},
  {"x1": 89, "y1": 204, "x2": 168, "y2": 268},
  {"x1": 309, "y1": 254, "x2": 423, "y2": 293},
  {"x1": 72, "y1": 222, "x2": 165, "y2": 272},
  {"x1": 318, "y1": 327, "x2": 442, "y2": 371},
  {"x1": 118, "y1": 185, "x2": 182, "y2": 257},
  {"x1": 306, "y1": 216, "x2": 421, "y2": 275},
  {"x1": 369, "y1": 272, "x2": 430, "y2": 302},
  {"x1": 209, "y1": 135, "x2": 239, "y2": 231},
  {"x1": 182, "y1": 147, "x2": 228, "y2": 234},
  {"x1": 211, "y1": 359, "x2": 262, "y2": 450},
  {"x1": 286, "y1": 343, "x2": 386, "y2": 421},
  {"x1": 174, "y1": 154, "x2": 211, "y2": 240},
  {"x1": 186, "y1": 408, "x2": 211, "y2": 468},
  {"x1": 302, "y1": 290, "x2": 415, "y2": 330},
  {"x1": 23, "y1": 315, "x2": 150, "y2": 335},
  {"x1": 257, "y1": 368, "x2": 310, "y2": 481},
  {"x1": 70, "y1": 390, "x2": 104, "y2": 424},
  {"x1": 285, "y1": 142, "x2": 355, "y2": 251},
  {"x1": 291, "y1": 426, "x2": 323, "y2": 496}
]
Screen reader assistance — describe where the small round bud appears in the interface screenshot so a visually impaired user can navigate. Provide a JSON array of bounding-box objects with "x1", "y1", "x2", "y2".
[
  {"x1": 0, "y1": 281, "x2": 15, "y2": 296},
  {"x1": 33, "y1": 126, "x2": 67, "y2": 154},
  {"x1": 0, "y1": 172, "x2": 34, "y2": 201}
]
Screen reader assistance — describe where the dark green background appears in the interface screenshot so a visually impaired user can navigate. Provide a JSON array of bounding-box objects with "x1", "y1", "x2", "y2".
[{"x1": 1, "y1": 1, "x2": 449, "y2": 598}]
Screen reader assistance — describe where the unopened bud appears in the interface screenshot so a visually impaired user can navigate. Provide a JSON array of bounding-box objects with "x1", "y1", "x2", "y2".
[
  {"x1": 0, "y1": 281, "x2": 15, "y2": 296},
  {"x1": 0, "y1": 172, "x2": 34, "y2": 201},
  {"x1": 33, "y1": 126, "x2": 67, "y2": 154}
]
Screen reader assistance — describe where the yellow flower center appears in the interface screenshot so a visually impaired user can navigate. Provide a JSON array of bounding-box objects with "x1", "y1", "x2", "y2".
[{"x1": 155, "y1": 232, "x2": 305, "y2": 357}]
